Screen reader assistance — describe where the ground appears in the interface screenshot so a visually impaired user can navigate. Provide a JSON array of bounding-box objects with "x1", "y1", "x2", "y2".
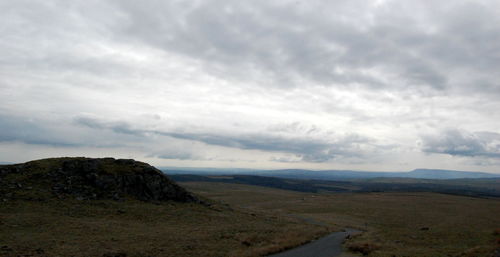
[
  {"x1": 0, "y1": 198, "x2": 326, "y2": 257},
  {"x1": 180, "y1": 181, "x2": 500, "y2": 257},
  {"x1": 1, "y1": 178, "x2": 499, "y2": 257}
]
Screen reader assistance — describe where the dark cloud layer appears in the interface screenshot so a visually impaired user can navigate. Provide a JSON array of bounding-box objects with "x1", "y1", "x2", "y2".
[
  {"x1": 0, "y1": 114, "x2": 75, "y2": 147},
  {"x1": 421, "y1": 129, "x2": 500, "y2": 158},
  {"x1": 0, "y1": 114, "x2": 140, "y2": 149},
  {"x1": 74, "y1": 116, "x2": 379, "y2": 162}
]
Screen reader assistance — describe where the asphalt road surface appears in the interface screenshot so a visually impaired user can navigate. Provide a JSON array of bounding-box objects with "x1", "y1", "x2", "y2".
[{"x1": 268, "y1": 228, "x2": 360, "y2": 257}]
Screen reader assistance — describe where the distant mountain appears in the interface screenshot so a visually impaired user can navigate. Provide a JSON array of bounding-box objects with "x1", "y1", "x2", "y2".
[
  {"x1": 404, "y1": 169, "x2": 500, "y2": 179},
  {"x1": 161, "y1": 167, "x2": 500, "y2": 180},
  {"x1": 171, "y1": 174, "x2": 500, "y2": 198}
]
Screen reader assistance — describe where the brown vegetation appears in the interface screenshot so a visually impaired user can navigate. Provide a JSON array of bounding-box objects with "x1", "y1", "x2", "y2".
[
  {"x1": 2, "y1": 159, "x2": 498, "y2": 257},
  {"x1": 0, "y1": 198, "x2": 326, "y2": 257},
  {"x1": 181, "y1": 181, "x2": 500, "y2": 257},
  {"x1": 0, "y1": 159, "x2": 328, "y2": 257},
  {"x1": 346, "y1": 241, "x2": 380, "y2": 255}
]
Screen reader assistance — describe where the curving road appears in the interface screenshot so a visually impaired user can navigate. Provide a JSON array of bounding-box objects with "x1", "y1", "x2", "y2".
[{"x1": 268, "y1": 228, "x2": 360, "y2": 257}]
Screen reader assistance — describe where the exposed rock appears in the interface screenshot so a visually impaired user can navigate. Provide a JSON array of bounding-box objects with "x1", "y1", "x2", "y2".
[{"x1": 0, "y1": 157, "x2": 200, "y2": 203}]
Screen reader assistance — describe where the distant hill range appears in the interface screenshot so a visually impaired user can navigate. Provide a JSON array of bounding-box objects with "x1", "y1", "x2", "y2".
[
  {"x1": 161, "y1": 167, "x2": 500, "y2": 180},
  {"x1": 171, "y1": 173, "x2": 500, "y2": 198}
]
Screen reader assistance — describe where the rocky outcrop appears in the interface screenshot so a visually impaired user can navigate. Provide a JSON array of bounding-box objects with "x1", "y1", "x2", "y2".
[{"x1": 0, "y1": 157, "x2": 200, "y2": 203}]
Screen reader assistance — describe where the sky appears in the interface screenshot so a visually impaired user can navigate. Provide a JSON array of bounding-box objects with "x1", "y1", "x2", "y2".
[{"x1": 1, "y1": 0, "x2": 500, "y2": 173}]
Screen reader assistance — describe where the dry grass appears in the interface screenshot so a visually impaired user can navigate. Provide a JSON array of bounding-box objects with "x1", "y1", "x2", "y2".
[
  {"x1": 346, "y1": 241, "x2": 380, "y2": 255},
  {"x1": 3, "y1": 178, "x2": 498, "y2": 257},
  {"x1": 0, "y1": 198, "x2": 327, "y2": 257},
  {"x1": 181, "y1": 181, "x2": 500, "y2": 257}
]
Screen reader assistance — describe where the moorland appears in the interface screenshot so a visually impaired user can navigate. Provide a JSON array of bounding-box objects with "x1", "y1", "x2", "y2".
[
  {"x1": 179, "y1": 181, "x2": 500, "y2": 257},
  {"x1": 1, "y1": 157, "x2": 499, "y2": 257}
]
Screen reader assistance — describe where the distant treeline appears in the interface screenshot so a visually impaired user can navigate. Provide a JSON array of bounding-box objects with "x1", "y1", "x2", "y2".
[{"x1": 170, "y1": 174, "x2": 500, "y2": 198}]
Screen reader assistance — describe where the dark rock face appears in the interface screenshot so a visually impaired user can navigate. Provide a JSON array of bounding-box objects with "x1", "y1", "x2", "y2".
[{"x1": 0, "y1": 157, "x2": 199, "y2": 203}]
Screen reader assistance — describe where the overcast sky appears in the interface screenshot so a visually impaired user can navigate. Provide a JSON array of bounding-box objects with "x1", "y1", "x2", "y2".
[{"x1": 1, "y1": 0, "x2": 500, "y2": 172}]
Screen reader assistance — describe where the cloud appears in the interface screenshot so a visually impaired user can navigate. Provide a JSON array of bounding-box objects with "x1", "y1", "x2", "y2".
[
  {"x1": 421, "y1": 129, "x2": 500, "y2": 158},
  {"x1": 74, "y1": 116, "x2": 383, "y2": 162},
  {"x1": 74, "y1": 117, "x2": 143, "y2": 136},
  {"x1": 148, "y1": 151, "x2": 199, "y2": 161},
  {"x1": 1, "y1": 0, "x2": 500, "y2": 171},
  {"x1": 108, "y1": 0, "x2": 500, "y2": 95},
  {"x1": 0, "y1": 114, "x2": 76, "y2": 147},
  {"x1": 0, "y1": 114, "x2": 144, "y2": 149}
]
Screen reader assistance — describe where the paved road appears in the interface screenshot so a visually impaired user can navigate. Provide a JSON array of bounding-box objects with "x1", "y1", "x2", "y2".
[{"x1": 268, "y1": 229, "x2": 360, "y2": 257}]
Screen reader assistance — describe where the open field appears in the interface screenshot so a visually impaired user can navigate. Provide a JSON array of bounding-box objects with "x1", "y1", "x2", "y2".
[
  {"x1": 180, "y1": 181, "x2": 500, "y2": 257},
  {"x1": 0, "y1": 198, "x2": 327, "y2": 257},
  {"x1": 171, "y1": 174, "x2": 500, "y2": 197}
]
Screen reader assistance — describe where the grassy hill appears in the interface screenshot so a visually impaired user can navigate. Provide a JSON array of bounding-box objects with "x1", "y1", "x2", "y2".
[
  {"x1": 0, "y1": 158, "x2": 327, "y2": 257},
  {"x1": 0, "y1": 157, "x2": 198, "y2": 203}
]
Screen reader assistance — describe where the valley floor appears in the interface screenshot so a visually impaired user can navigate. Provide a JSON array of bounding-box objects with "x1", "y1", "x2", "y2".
[
  {"x1": 181, "y1": 182, "x2": 500, "y2": 257},
  {"x1": 2, "y1": 181, "x2": 499, "y2": 257}
]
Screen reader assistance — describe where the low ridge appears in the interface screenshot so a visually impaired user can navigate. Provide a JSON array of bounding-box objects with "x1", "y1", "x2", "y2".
[{"x1": 0, "y1": 157, "x2": 199, "y2": 203}]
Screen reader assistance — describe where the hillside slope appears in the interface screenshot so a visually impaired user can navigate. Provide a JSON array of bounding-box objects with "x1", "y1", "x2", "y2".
[
  {"x1": 0, "y1": 157, "x2": 327, "y2": 257},
  {"x1": 0, "y1": 157, "x2": 198, "y2": 203}
]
